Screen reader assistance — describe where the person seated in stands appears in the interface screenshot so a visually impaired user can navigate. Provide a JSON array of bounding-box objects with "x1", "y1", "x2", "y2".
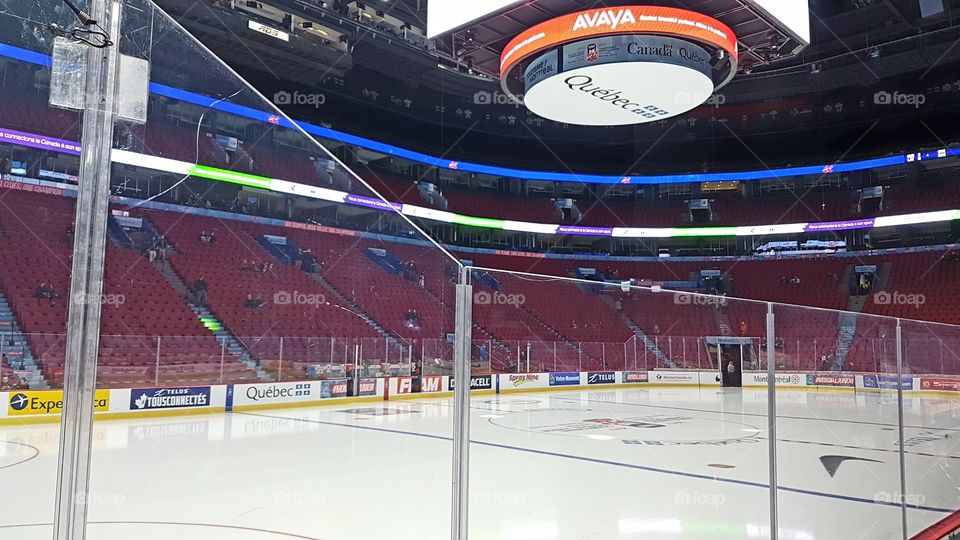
[
  {"x1": 199, "y1": 230, "x2": 211, "y2": 243},
  {"x1": 34, "y1": 281, "x2": 55, "y2": 304},
  {"x1": 789, "y1": 276, "x2": 801, "y2": 285},
  {"x1": 207, "y1": 231, "x2": 217, "y2": 243},
  {"x1": 404, "y1": 309, "x2": 421, "y2": 330},
  {"x1": 14, "y1": 377, "x2": 28, "y2": 390},
  {"x1": 739, "y1": 321, "x2": 748, "y2": 336},
  {"x1": 35, "y1": 281, "x2": 49, "y2": 301},
  {"x1": 66, "y1": 224, "x2": 75, "y2": 245},
  {"x1": 244, "y1": 294, "x2": 265, "y2": 309},
  {"x1": 240, "y1": 259, "x2": 254, "y2": 272},
  {"x1": 0, "y1": 376, "x2": 10, "y2": 390}
]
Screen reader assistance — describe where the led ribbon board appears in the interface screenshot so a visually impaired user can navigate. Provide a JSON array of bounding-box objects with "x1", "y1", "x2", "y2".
[{"x1": 108, "y1": 149, "x2": 960, "y2": 239}]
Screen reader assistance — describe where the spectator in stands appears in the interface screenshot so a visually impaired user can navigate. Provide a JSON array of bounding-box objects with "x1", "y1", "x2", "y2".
[
  {"x1": 66, "y1": 225, "x2": 74, "y2": 245},
  {"x1": 404, "y1": 309, "x2": 421, "y2": 330},
  {"x1": 0, "y1": 376, "x2": 10, "y2": 390},
  {"x1": 153, "y1": 235, "x2": 169, "y2": 261},
  {"x1": 418, "y1": 274, "x2": 425, "y2": 289},
  {"x1": 614, "y1": 299, "x2": 623, "y2": 312},
  {"x1": 652, "y1": 324, "x2": 660, "y2": 336},
  {"x1": 34, "y1": 281, "x2": 55, "y2": 304},
  {"x1": 244, "y1": 294, "x2": 265, "y2": 309},
  {"x1": 14, "y1": 377, "x2": 28, "y2": 390},
  {"x1": 241, "y1": 259, "x2": 254, "y2": 272},
  {"x1": 195, "y1": 275, "x2": 208, "y2": 307},
  {"x1": 199, "y1": 230, "x2": 212, "y2": 243},
  {"x1": 739, "y1": 321, "x2": 748, "y2": 336}
]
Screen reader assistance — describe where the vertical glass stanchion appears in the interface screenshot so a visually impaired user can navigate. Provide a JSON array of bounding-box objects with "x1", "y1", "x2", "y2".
[
  {"x1": 766, "y1": 302, "x2": 779, "y2": 540},
  {"x1": 451, "y1": 266, "x2": 473, "y2": 540},
  {"x1": 896, "y1": 319, "x2": 908, "y2": 539},
  {"x1": 54, "y1": 1, "x2": 120, "y2": 538}
]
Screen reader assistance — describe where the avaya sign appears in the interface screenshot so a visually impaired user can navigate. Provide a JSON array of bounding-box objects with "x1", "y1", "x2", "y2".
[{"x1": 501, "y1": 6, "x2": 738, "y2": 77}]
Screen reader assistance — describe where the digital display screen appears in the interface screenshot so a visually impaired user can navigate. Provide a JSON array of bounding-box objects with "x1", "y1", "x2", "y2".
[
  {"x1": 427, "y1": 0, "x2": 526, "y2": 38},
  {"x1": 745, "y1": 0, "x2": 811, "y2": 44}
]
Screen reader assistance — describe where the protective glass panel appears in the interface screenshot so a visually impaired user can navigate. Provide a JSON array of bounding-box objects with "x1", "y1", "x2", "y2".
[
  {"x1": 0, "y1": 0, "x2": 86, "y2": 533},
  {"x1": 900, "y1": 317, "x2": 960, "y2": 535},
  {"x1": 773, "y1": 304, "x2": 906, "y2": 538},
  {"x1": 471, "y1": 266, "x2": 772, "y2": 539},
  {"x1": 1, "y1": 0, "x2": 459, "y2": 537}
]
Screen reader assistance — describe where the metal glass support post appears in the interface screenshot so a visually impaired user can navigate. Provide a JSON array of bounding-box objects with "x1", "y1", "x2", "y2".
[
  {"x1": 54, "y1": 2, "x2": 121, "y2": 539},
  {"x1": 451, "y1": 266, "x2": 473, "y2": 540},
  {"x1": 766, "y1": 303, "x2": 779, "y2": 540},
  {"x1": 896, "y1": 319, "x2": 908, "y2": 539}
]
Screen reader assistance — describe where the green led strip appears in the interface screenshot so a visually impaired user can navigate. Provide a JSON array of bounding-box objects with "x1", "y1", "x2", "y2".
[
  {"x1": 189, "y1": 164, "x2": 272, "y2": 189},
  {"x1": 452, "y1": 214, "x2": 506, "y2": 229}
]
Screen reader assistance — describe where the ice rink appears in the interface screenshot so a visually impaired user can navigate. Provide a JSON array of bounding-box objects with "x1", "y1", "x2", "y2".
[{"x1": 2, "y1": 387, "x2": 959, "y2": 539}]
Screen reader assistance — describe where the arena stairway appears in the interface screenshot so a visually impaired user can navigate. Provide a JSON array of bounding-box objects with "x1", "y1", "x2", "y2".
[
  {"x1": 0, "y1": 290, "x2": 49, "y2": 388},
  {"x1": 190, "y1": 305, "x2": 272, "y2": 381},
  {"x1": 417, "y1": 282, "x2": 516, "y2": 370},
  {"x1": 599, "y1": 294, "x2": 675, "y2": 369},
  {"x1": 834, "y1": 311, "x2": 860, "y2": 370},
  {"x1": 151, "y1": 257, "x2": 271, "y2": 382},
  {"x1": 306, "y1": 271, "x2": 405, "y2": 351}
]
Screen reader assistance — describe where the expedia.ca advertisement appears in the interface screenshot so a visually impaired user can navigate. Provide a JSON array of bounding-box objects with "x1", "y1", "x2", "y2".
[{"x1": 7, "y1": 390, "x2": 111, "y2": 416}]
